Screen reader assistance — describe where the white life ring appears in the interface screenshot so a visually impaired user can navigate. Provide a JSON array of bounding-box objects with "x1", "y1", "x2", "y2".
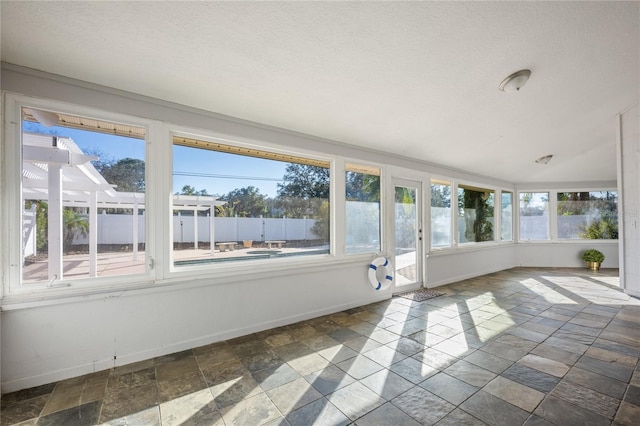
[{"x1": 368, "y1": 257, "x2": 393, "y2": 290}]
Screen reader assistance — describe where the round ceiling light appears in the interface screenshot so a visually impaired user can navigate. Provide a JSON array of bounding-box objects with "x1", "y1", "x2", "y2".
[
  {"x1": 499, "y1": 69, "x2": 531, "y2": 92},
  {"x1": 535, "y1": 154, "x2": 553, "y2": 164}
]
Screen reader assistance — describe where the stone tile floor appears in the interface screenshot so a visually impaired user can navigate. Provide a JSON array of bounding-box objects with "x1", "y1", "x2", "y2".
[{"x1": 2, "y1": 267, "x2": 639, "y2": 425}]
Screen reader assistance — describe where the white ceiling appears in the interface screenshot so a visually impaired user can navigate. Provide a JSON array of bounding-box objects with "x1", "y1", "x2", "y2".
[{"x1": 2, "y1": 1, "x2": 638, "y2": 184}]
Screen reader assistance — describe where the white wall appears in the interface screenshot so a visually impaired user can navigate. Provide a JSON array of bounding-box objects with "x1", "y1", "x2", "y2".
[
  {"x1": 1, "y1": 262, "x2": 388, "y2": 392},
  {"x1": 618, "y1": 103, "x2": 640, "y2": 297},
  {"x1": 516, "y1": 242, "x2": 619, "y2": 269},
  {"x1": 427, "y1": 245, "x2": 517, "y2": 287}
]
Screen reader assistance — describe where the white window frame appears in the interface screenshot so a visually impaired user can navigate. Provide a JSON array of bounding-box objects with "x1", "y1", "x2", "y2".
[
  {"x1": 2, "y1": 93, "x2": 159, "y2": 298},
  {"x1": 429, "y1": 177, "x2": 515, "y2": 253},
  {"x1": 517, "y1": 190, "x2": 552, "y2": 242},
  {"x1": 165, "y1": 126, "x2": 338, "y2": 279},
  {"x1": 499, "y1": 189, "x2": 514, "y2": 242},
  {"x1": 456, "y1": 181, "x2": 497, "y2": 246},
  {"x1": 524, "y1": 188, "x2": 620, "y2": 242},
  {"x1": 343, "y1": 159, "x2": 384, "y2": 257},
  {"x1": 429, "y1": 175, "x2": 454, "y2": 250},
  {"x1": 554, "y1": 188, "x2": 618, "y2": 241}
]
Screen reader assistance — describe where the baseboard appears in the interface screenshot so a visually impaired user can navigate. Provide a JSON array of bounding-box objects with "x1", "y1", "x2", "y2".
[
  {"x1": 624, "y1": 288, "x2": 640, "y2": 298},
  {"x1": 427, "y1": 266, "x2": 512, "y2": 288}
]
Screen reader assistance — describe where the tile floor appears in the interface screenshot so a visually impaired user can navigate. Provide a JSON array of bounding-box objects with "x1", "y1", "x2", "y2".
[{"x1": 2, "y1": 267, "x2": 640, "y2": 426}]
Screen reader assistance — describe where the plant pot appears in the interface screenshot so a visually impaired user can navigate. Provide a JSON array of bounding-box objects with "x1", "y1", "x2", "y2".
[
  {"x1": 587, "y1": 261, "x2": 601, "y2": 271},
  {"x1": 243, "y1": 240, "x2": 253, "y2": 248}
]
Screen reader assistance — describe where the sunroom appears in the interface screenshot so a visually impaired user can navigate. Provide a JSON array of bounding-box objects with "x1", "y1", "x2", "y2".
[{"x1": 1, "y1": 2, "x2": 639, "y2": 425}]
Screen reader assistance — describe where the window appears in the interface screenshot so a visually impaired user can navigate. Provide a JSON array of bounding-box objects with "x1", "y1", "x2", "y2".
[
  {"x1": 21, "y1": 107, "x2": 147, "y2": 284},
  {"x1": 458, "y1": 185, "x2": 495, "y2": 243},
  {"x1": 431, "y1": 179, "x2": 452, "y2": 248},
  {"x1": 345, "y1": 164, "x2": 381, "y2": 254},
  {"x1": 501, "y1": 191, "x2": 513, "y2": 241},
  {"x1": 171, "y1": 136, "x2": 330, "y2": 266},
  {"x1": 557, "y1": 191, "x2": 618, "y2": 239},
  {"x1": 519, "y1": 192, "x2": 550, "y2": 240}
]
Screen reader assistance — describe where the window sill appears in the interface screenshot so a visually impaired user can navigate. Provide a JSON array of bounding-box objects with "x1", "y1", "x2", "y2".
[
  {"x1": 428, "y1": 241, "x2": 514, "y2": 257},
  {"x1": 1, "y1": 254, "x2": 371, "y2": 311}
]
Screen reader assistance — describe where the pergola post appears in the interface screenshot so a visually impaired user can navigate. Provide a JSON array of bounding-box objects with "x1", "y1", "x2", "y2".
[
  {"x1": 89, "y1": 191, "x2": 97, "y2": 277},
  {"x1": 48, "y1": 164, "x2": 63, "y2": 281},
  {"x1": 209, "y1": 207, "x2": 215, "y2": 255},
  {"x1": 193, "y1": 207, "x2": 198, "y2": 249},
  {"x1": 132, "y1": 199, "x2": 138, "y2": 261}
]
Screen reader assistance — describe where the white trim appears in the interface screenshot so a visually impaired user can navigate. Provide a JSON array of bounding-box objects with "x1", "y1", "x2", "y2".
[
  {"x1": 165, "y1": 126, "x2": 336, "y2": 276},
  {"x1": 516, "y1": 188, "x2": 619, "y2": 243},
  {"x1": 0, "y1": 255, "x2": 370, "y2": 310},
  {"x1": 333, "y1": 159, "x2": 346, "y2": 257},
  {"x1": 391, "y1": 176, "x2": 425, "y2": 291},
  {"x1": 3, "y1": 93, "x2": 157, "y2": 294},
  {"x1": 343, "y1": 158, "x2": 384, "y2": 257},
  {"x1": 616, "y1": 113, "x2": 626, "y2": 292}
]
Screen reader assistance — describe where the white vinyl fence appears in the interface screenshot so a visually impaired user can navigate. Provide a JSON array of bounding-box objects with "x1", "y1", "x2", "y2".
[
  {"x1": 174, "y1": 215, "x2": 317, "y2": 243},
  {"x1": 23, "y1": 213, "x2": 320, "y2": 248}
]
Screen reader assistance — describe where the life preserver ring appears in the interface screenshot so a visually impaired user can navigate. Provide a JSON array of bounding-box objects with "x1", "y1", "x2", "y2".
[{"x1": 368, "y1": 257, "x2": 393, "y2": 290}]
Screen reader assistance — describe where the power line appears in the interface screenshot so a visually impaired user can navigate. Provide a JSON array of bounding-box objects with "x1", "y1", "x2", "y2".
[{"x1": 173, "y1": 171, "x2": 283, "y2": 182}]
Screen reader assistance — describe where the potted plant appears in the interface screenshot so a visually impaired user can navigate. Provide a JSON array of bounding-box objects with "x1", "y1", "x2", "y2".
[{"x1": 582, "y1": 249, "x2": 605, "y2": 271}]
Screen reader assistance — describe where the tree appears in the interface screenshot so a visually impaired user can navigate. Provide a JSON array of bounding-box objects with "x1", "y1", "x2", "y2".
[
  {"x1": 557, "y1": 191, "x2": 590, "y2": 216},
  {"x1": 277, "y1": 164, "x2": 329, "y2": 218},
  {"x1": 63, "y1": 208, "x2": 89, "y2": 252},
  {"x1": 346, "y1": 172, "x2": 379, "y2": 202},
  {"x1": 220, "y1": 186, "x2": 269, "y2": 218},
  {"x1": 431, "y1": 184, "x2": 451, "y2": 208},
  {"x1": 177, "y1": 185, "x2": 209, "y2": 196},
  {"x1": 175, "y1": 185, "x2": 213, "y2": 217},
  {"x1": 96, "y1": 158, "x2": 145, "y2": 192},
  {"x1": 278, "y1": 164, "x2": 329, "y2": 200},
  {"x1": 459, "y1": 189, "x2": 494, "y2": 242},
  {"x1": 310, "y1": 200, "x2": 330, "y2": 241}
]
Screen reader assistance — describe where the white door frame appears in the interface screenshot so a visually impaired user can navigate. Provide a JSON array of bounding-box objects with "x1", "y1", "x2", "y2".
[{"x1": 389, "y1": 176, "x2": 426, "y2": 294}]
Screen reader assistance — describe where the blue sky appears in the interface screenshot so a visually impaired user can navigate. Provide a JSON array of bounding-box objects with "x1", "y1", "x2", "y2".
[{"x1": 24, "y1": 122, "x2": 286, "y2": 197}]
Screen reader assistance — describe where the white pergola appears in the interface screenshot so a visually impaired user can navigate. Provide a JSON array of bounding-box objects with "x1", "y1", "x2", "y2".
[{"x1": 23, "y1": 132, "x2": 225, "y2": 282}]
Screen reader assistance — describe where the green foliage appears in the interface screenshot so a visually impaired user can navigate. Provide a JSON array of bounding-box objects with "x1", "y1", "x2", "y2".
[
  {"x1": 557, "y1": 191, "x2": 591, "y2": 216},
  {"x1": 277, "y1": 163, "x2": 329, "y2": 214},
  {"x1": 63, "y1": 209, "x2": 89, "y2": 252},
  {"x1": 96, "y1": 158, "x2": 145, "y2": 192},
  {"x1": 277, "y1": 164, "x2": 330, "y2": 238},
  {"x1": 431, "y1": 184, "x2": 451, "y2": 208},
  {"x1": 459, "y1": 189, "x2": 494, "y2": 242},
  {"x1": 25, "y1": 200, "x2": 48, "y2": 250},
  {"x1": 24, "y1": 202, "x2": 89, "y2": 252},
  {"x1": 581, "y1": 249, "x2": 605, "y2": 263},
  {"x1": 310, "y1": 200, "x2": 330, "y2": 241},
  {"x1": 578, "y1": 216, "x2": 618, "y2": 239},
  {"x1": 178, "y1": 185, "x2": 209, "y2": 196},
  {"x1": 219, "y1": 186, "x2": 269, "y2": 218},
  {"x1": 346, "y1": 172, "x2": 379, "y2": 202},
  {"x1": 278, "y1": 164, "x2": 329, "y2": 200}
]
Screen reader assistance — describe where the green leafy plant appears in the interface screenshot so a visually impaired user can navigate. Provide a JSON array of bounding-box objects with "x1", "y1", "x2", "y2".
[
  {"x1": 581, "y1": 249, "x2": 605, "y2": 263},
  {"x1": 63, "y1": 208, "x2": 89, "y2": 252},
  {"x1": 578, "y1": 216, "x2": 618, "y2": 240}
]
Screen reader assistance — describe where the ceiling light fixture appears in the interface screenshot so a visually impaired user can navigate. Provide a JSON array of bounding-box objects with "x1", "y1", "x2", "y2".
[
  {"x1": 30, "y1": 108, "x2": 60, "y2": 127},
  {"x1": 499, "y1": 69, "x2": 531, "y2": 92},
  {"x1": 535, "y1": 154, "x2": 553, "y2": 164}
]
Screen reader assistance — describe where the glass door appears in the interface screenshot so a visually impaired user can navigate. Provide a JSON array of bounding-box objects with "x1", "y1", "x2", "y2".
[{"x1": 393, "y1": 180, "x2": 422, "y2": 292}]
